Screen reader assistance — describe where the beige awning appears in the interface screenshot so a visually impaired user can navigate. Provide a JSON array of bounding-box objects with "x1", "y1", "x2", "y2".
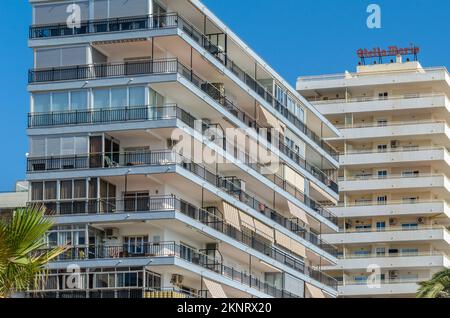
[
  {"x1": 259, "y1": 104, "x2": 286, "y2": 134},
  {"x1": 202, "y1": 278, "x2": 228, "y2": 298},
  {"x1": 222, "y1": 202, "x2": 241, "y2": 230},
  {"x1": 290, "y1": 239, "x2": 306, "y2": 258},
  {"x1": 287, "y1": 201, "x2": 309, "y2": 225},
  {"x1": 239, "y1": 211, "x2": 256, "y2": 232},
  {"x1": 254, "y1": 219, "x2": 274, "y2": 242},
  {"x1": 310, "y1": 181, "x2": 337, "y2": 204},
  {"x1": 305, "y1": 283, "x2": 325, "y2": 298},
  {"x1": 275, "y1": 230, "x2": 291, "y2": 250},
  {"x1": 284, "y1": 165, "x2": 305, "y2": 192}
]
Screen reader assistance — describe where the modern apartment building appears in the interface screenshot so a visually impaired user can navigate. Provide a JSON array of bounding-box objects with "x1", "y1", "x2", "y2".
[
  {"x1": 26, "y1": 0, "x2": 341, "y2": 298},
  {"x1": 297, "y1": 55, "x2": 450, "y2": 297}
]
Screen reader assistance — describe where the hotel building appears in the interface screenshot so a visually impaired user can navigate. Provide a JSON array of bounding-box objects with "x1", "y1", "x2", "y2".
[
  {"x1": 26, "y1": 0, "x2": 340, "y2": 298},
  {"x1": 297, "y1": 56, "x2": 450, "y2": 297}
]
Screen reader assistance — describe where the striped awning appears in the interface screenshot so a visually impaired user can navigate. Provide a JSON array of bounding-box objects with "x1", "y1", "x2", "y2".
[
  {"x1": 284, "y1": 165, "x2": 305, "y2": 192},
  {"x1": 287, "y1": 201, "x2": 309, "y2": 225},
  {"x1": 259, "y1": 104, "x2": 286, "y2": 134},
  {"x1": 239, "y1": 211, "x2": 256, "y2": 232},
  {"x1": 203, "y1": 278, "x2": 227, "y2": 298},
  {"x1": 254, "y1": 219, "x2": 274, "y2": 242},
  {"x1": 305, "y1": 283, "x2": 326, "y2": 298},
  {"x1": 290, "y1": 239, "x2": 306, "y2": 258},
  {"x1": 275, "y1": 231, "x2": 291, "y2": 250},
  {"x1": 222, "y1": 202, "x2": 241, "y2": 230}
]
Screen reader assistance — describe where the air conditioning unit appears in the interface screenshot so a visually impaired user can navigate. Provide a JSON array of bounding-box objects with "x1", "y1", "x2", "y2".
[
  {"x1": 171, "y1": 274, "x2": 184, "y2": 286},
  {"x1": 417, "y1": 217, "x2": 426, "y2": 224},
  {"x1": 389, "y1": 218, "x2": 398, "y2": 226},
  {"x1": 105, "y1": 228, "x2": 120, "y2": 239}
]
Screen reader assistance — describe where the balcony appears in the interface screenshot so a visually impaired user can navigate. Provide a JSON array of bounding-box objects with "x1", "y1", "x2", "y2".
[
  {"x1": 27, "y1": 148, "x2": 338, "y2": 228},
  {"x1": 340, "y1": 147, "x2": 450, "y2": 174},
  {"x1": 339, "y1": 173, "x2": 450, "y2": 194},
  {"x1": 28, "y1": 105, "x2": 338, "y2": 198},
  {"x1": 330, "y1": 120, "x2": 450, "y2": 143},
  {"x1": 310, "y1": 94, "x2": 450, "y2": 116},
  {"x1": 28, "y1": 57, "x2": 338, "y2": 196},
  {"x1": 297, "y1": 67, "x2": 450, "y2": 92},
  {"x1": 44, "y1": 241, "x2": 300, "y2": 298},
  {"x1": 323, "y1": 225, "x2": 450, "y2": 246},
  {"x1": 33, "y1": 194, "x2": 338, "y2": 288},
  {"x1": 326, "y1": 252, "x2": 450, "y2": 270},
  {"x1": 28, "y1": 287, "x2": 208, "y2": 299},
  {"x1": 338, "y1": 279, "x2": 423, "y2": 297},
  {"x1": 28, "y1": 13, "x2": 339, "y2": 162},
  {"x1": 330, "y1": 200, "x2": 450, "y2": 218}
]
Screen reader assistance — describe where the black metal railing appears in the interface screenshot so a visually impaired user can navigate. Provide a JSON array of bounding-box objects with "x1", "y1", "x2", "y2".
[
  {"x1": 44, "y1": 241, "x2": 300, "y2": 297},
  {"x1": 29, "y1": 12, "x2": 338, "y2": 161},
  {"x1": 27, "y1": 148, "x2": 337, "y2": 226},
  {"x1": 33, "y1": 195, "x2": 338, "y2": 289},
  {"x1": 29, "y1": 13, "x2": 179, "y2": 39},
  {"x1": 27, "y1": 104, "x2": 193, "y2": 128},
  {"x1": 28, "y1": 58, "x2": 178, "y2": 83}
]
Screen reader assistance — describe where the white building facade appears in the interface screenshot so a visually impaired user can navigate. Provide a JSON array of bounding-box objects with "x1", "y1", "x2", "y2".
[
  {"x1": 297, "y1": 57, "x2": 450, "y2": 297},
  {"x1": 26, "y1": 0, "x2": 340, "y2": 298}
]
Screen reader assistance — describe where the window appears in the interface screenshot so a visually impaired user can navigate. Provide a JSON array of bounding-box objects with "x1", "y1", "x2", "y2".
[
  {"x1": 377, "y1": 119, "x2": 388, "y2": 126},
  {"x1": 74, "y1": 180, "x2": 86, "y2": 199},
  {"x1": 402, "y1": 196, "x2": 419, "y2": 204},
  {"x1": 52, "y1": 92, "x2": 69, "y2": 112},
  {"x1": 31, "y1": 182, "x2": 44, "y2": 201},
  {"x1": 33, "y1": 93, "x2": 51, "y2": 113},
  {"x1": 93, "y1": 89, "x2": 110, "y2": 109},
  {"x1": 111, "y1": 88, "x2": 127, "y2": 108},
  {"x1": 60, "y1": 180, "x2": 73, "y2": 200},
  {"x1": 376, "y1": 221, "x2": 386, "y2": 231},
  {"x1": 377, "y1": 145, "x2": 388, "y2": 152},
  {"x1": 377, "y1": 170, "x2": 388, "y2": 179},
  {"x1": 377, "y1": 196, "x2": 387, "y2": 205},
  {"x1": 376, "y1": 247, "x2": 386, "y2": 256},
  {"x1": 71, "y1": 91, "x2": 88, "y2": 110},
  {"x1": 401, "y1": 248, "x2": 419, "y2": 256},
  {"x1": 124, "y1": 236, "x2": 148, "y2": 254},
  {"x1": 378, "y1": 92, "x2": 389, "y2": 100},
  {"x1": 93, "y1": 86, "x2": 147, "y2": 109},
  {"x1": 129, "y1": 87, "x2": 146, "y2": 107},
  {"x1": 30, "y1": 136, "x2": 88, "y2": 157},
  {"x1": 44, "y1": 181, "x2": 57, "y2": 200},
  {"x1": 402, "y1": 223, "x2": 419, "y2": 230},
  {"x1": 402, "y1": 171, "x2": 420, "y2": 177}
]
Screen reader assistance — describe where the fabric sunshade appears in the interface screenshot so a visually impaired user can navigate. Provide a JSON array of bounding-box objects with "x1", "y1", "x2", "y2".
[
  {"x1": 290, "y1": 239, "x2": 306, "y2": 258},
  {"x1": 239, "y1": 211, "x2": 256, "y2": 232},
  {"x1": 254, "y1": 219, "x2": 274, "y2": 243},
  {"x1": 284, "y1": 165, "x2": 305, "y2": 192},
  {"x1": 287, "y1": 201, "x2": 309, "y2": 225},
  {"x1": 275, "y1": 230, "x2": 306, "y2": 257},
  {"x1": 258, "y1": 105, "x2": 286, "y2": 134},
  {"x1": 310, "y1": 181, "x2": 336, "y2": 203},
  {"x1": 275, "y1": 231, "x2": 291, "y2": 250},
  {"x1": 222, "y1": 202, "x2": 241, "y2": 230},
  {"x1": 305, "y1": 283, "x2": 326, "y2": 298},
  {"x1": 202, "y1": 278, "x2": 227, "y2": 298}
]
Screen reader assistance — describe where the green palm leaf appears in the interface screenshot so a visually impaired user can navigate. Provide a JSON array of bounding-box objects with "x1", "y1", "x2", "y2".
[
  {"x1": 417, "y1": 269, "x2": 450, "y2": 298},
  {"x1": 0, "y1": 205, "x2": 67, "y2": 298}
]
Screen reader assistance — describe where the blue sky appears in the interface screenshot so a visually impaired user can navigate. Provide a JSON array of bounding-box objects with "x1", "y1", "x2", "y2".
[{"x1": 0, "y1": 0, "x2": 449, "y2": 191}]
